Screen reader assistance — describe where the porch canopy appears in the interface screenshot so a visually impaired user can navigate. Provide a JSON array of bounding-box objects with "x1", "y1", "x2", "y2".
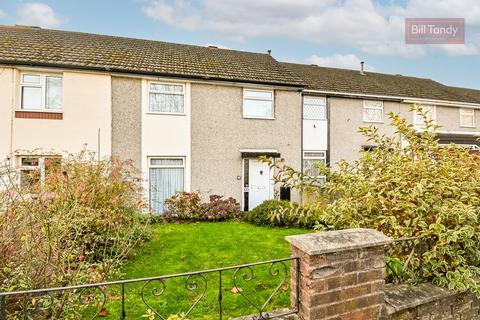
[{"x1": 239, "y1": 149, "x2": 281, "y2": 158}]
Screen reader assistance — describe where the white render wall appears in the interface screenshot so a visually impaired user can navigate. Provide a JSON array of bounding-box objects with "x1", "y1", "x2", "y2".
[
  {"x1": 0, "y1": 67, "x2": 112, "y2": 161},
  {"x1": 0, "y1": 67, "x2": 14, "y2": 161},
  {"x1": 140, "y1": 79, "x2": 192, "y2": 197},
  {"x1": 303, "y1": 119, "x2": 328, "y2": 150}
]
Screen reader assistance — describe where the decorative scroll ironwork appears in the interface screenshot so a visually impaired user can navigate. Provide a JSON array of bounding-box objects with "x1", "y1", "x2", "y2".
[
  {"x1": 0, "y1": 257, "x2": 299, "y2": 320},
  {"x1": 233, "y1": 261, "x2": 289, "y2": 320}
]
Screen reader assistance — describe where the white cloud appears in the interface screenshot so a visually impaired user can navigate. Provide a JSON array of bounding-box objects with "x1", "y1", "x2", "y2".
[
  {"x1": 0, "y1": 9, "x2": 6, "y2": 19},
  {"x1": 305, "y1": 54, "x2": 374, "y2": 71},
  {"x1": 143, "y1": 0, "x2": 480, "y2": 57},
  {"x1": 17, "y1": 3, "x2": 61, "y2": 28}
]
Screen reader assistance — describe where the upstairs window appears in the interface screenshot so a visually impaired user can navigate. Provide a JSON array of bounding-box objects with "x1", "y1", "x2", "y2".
[
  {"x1": 21, "y1": 74, "x2": 63, "y2": 111},
  {"x1": 148, "y1": 82, "x2": 185, "y2": 114},
  {"x1": 363, "y1": 100, "x2": 383, "y2": 123},
  {"x1": 414, "y1": 105, "x2": 436, "y2": 127},
  {"x1": 243, "y1": 89, "x2": 274, "y2": 119},
  {"x1": 303, "y1": 97, "x2": 327, "y2": 120},
  {"x1": 460, "y1": 108, "x2": 475, "y2": 128}
]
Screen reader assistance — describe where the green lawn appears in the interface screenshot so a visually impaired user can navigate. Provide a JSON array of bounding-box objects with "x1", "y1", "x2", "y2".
[{"x1": 98, "y1": 221, "x2": 309, "y2": 319}]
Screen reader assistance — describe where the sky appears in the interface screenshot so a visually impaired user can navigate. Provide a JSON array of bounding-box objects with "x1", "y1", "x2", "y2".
[{"x1": 0, "y1": 0, "x2": 479, "y2": 89}]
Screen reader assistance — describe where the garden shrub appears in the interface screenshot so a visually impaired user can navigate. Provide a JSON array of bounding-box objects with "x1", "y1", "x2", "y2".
[
  {"x1": 244, "y1": 200, "x2": 320, "y2": 228},
  {"x1": 264, "y1": 105, "x2": 480, "y2": 295},
  {"x1": 164, "y1": 192, "x2": 241, "y2": 221},
  {"x1": 0, "y1": 151, "x2": 149, "y2": 318}
]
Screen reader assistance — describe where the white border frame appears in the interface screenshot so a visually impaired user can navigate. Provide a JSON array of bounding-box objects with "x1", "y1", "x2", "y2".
[
  {"x1": 303, "y1": 96, "x2": 327, "y2": 120},
  {"x1": 242, "y1": 157, "x2": 275, "y2": 211},
  {"x1": 460, "y1": 108, "x2": 476, "y2": 128},
  {"x1": 17, "y1": 155, "x2": 62, "y2": 187},
  {"x1": 147, "y1": 156, "x2": 186, "y2": 212},
  {"x1": 362, "y1": 100, "x2": 384, "y2": 123},
  {"x1": 20, "y1": 72, "x2": 63, "y2": 112},
  {"x1": 414, "y1": 105, "x2": 436, "y2": 127},
  {"x1": 147, "y1": 81, "x2": 186, "y2": 115},
  {"x1": 242, "y1": 88, "x2": 275, "y2": 119}
]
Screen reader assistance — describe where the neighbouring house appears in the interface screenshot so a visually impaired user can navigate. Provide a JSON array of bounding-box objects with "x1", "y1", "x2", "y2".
[
  {"x1": 283, "y1": 62, "x2": 480, "y2": 165},
  {"x1": 1, "y1": 25, "x2": 480, "y2": 213}
]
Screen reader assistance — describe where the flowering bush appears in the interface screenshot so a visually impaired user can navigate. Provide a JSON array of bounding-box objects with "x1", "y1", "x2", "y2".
[
  {"x1": 263, "y1": 105, "x2": 480, "y2": 295},
  {"x1": 0, "y1": 151, "x2": 149, "y2": 317},
  {"x1": 164, "y1": 192, "x2": 241, "y2": 221}
]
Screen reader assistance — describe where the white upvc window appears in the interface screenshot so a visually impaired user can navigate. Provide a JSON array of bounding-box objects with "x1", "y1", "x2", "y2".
[
  {"x1": 148, "y1": 157, "x2": 185, "y2": 213},
  {"x1": 363, "y1": 100, "x2": 384, "y2": 123},
  {"x1": 18, "y1": 156, "x2": 61, "y2": 188},
  {"x1": 460, "y1": 108, "x2": 475, "y2": 128},
  {"x1": 148, "y1": 82, "x2": 185, "y2": 114},
  {"x1": 243, "y1": 89, "x2": 274, "y2": 119},
  {"x1": 303, "y1": 151, "x2": 327, "y2": 179},
  {"x1": 414, "y1": 105, "x2": 436, "y2": 126},
  {"x1": 20, "y1": 73, "x2": 63, "y2": 111},
  {"x1": 303, "y1": 96, "x2": 327, "y2": 120}
]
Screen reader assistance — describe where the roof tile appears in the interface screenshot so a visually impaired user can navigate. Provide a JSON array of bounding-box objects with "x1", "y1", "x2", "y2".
[
  {"x1": 283, "y1": 62, "x2": 480, "y2": 105},
  {"x1": 0, "y1": 26, "x2": 304, "y2": 86}
]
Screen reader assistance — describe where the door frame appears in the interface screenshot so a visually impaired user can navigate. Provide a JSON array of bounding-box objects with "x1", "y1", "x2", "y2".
[{"x1": 241, "y1": 157, "x2": 275, "y2": 211}]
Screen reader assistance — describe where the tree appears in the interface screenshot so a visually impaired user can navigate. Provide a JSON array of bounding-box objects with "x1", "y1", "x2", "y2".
[{"x1": 265, "y1": 105, "x2": 480, "y2": 294}]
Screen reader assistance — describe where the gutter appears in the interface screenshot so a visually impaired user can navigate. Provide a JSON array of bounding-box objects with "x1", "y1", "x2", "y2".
[
  {"x1": 303, "y1": 89, "x2": 480, "y2": 109},
  {"x1": 0, "y1": 60, "x2": 306, "y2": 90}
]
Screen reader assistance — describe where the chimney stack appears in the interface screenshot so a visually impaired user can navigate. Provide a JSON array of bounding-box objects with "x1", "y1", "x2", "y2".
[
  {"x1": 267, "y1": 49, "x2": 272, "y2": 55},
  {"x1": 360, "y1": 61, "x2": 365, "y2": 75}
]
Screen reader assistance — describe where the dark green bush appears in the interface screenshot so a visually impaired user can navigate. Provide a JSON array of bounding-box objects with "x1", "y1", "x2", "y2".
[{"x1": 244, "y1": 199, "x2": 318, "y2": 228}]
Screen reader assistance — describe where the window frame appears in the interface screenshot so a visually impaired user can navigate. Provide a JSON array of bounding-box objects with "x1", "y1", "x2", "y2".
[
  {"x1": 302, "y1": 151, "x2": 327, "y2": 183},
  {"x1": 414, "y1": 105, "x2": 436, "y2": 127},
  {"x1": 18, "y1": 155, "x2": 62, "y2": 188},
  {"x1": 147, "y1": 82, "x2": 186, "y2": 115},
  {"x1": 460, "y1": 108, "x2": 475, "y2": 128},
  {"x1": 242, "y1": 88, "x2": 275, "y2": 119},
  {"x1": 303, "y1": 96, "x2": 327, "y2": 120},
  {"x1": 362, "y1": 100, "x2": 384, "y2": 123},
  {"x1": 148, "y1": 156, "x2": 186, "y2": 212},
  {"x1": 20, "y1": 73, "x2": 63, "y2": 112},
  {"x1": 149, "y1": 157, "x2": 185, "y2": 169}
]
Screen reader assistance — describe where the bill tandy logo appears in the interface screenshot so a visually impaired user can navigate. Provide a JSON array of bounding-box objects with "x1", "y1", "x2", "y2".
[{"x1": 405, "y1": 18, "x2": 465, "y2": 44}]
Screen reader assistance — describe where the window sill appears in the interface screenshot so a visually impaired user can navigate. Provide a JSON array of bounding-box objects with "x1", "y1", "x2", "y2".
[
  {"x1": 460, "y1": 125, "x2": 476, "y2": 129},
  {"x1": 363, "y1": 120, "x2": 384, "y2": 124},
  {"x1": 15, "y1": 111, "x2": 63, "y2": 120},
  {"x1": 242, "y1": 116, "x2": 275, "y2": 120},
  {"x1": 146, "y1": 112, "x2": 187, "y2": 116}
]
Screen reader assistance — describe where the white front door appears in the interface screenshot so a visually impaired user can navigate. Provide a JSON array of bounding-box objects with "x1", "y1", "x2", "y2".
[{"x1": 248, "y1": 159, "x2": 274, "y2": 210}]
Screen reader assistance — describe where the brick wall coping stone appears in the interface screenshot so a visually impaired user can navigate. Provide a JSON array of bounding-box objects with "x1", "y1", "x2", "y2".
[
  {"x1": 285, "y1": 228, "x2": 392, "y2": 255},
  {"x1": 384, "y1": 283, "x2": 457, "y2": 314}
]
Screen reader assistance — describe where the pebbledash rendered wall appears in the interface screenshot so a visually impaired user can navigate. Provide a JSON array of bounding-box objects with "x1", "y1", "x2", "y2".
[
  {"x1": 190, "y1": 83, "x2": 302, "y2": 203},
  {"x1": 328, "y1": 97, "x2": 480, "y2": 165},
  {"x1": 284, "y1": 228, "x2": 480, "y2": 320}
]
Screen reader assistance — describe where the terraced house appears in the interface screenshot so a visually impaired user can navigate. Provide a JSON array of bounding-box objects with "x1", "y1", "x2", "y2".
[{"x1": 1, "y1": 25, "x2": 480, "y2": 213}]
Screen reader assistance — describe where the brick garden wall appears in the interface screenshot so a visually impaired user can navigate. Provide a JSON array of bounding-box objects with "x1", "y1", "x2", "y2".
[
  {"x1": 286, "y1": 228, "x2": 391, "y2": 319},
  {"x1": 285, "y1": 228, "x2": 480, "y2": 320},
  {"x1": 384, "y1": 283, "x2": 480, "y2": 320}
]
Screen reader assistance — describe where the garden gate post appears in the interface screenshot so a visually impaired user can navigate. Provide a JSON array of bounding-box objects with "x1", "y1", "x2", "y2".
[{"x1": 286, "y1": 228, "x2": 392, "y2": 320}]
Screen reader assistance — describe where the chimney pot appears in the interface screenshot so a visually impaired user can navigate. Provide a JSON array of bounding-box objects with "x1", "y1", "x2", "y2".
[
  {"x1": 267, "y1": 49, "x2": 272, "y2": 55},
  {"x1": 360, "y1": 61, "x2": 365, "y2": 75}
]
